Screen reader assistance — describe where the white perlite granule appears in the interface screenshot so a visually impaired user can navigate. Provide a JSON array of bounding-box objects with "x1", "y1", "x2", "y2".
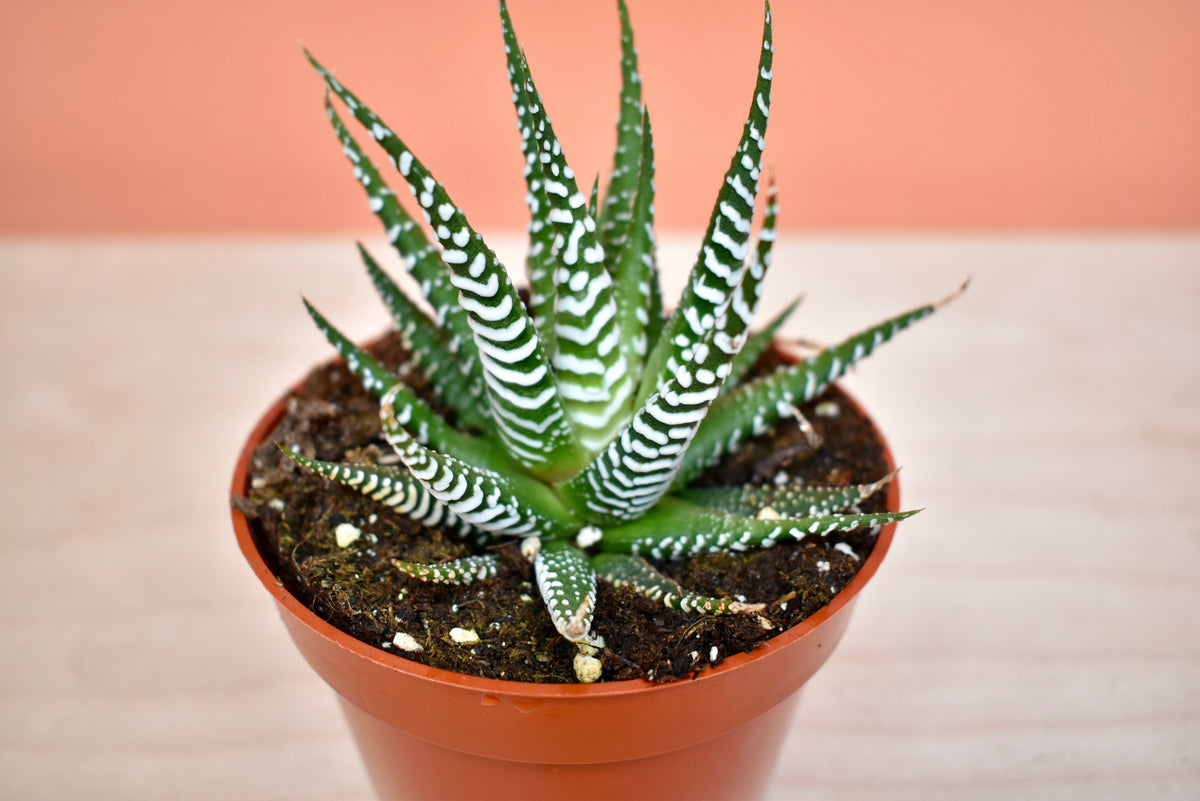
[
  {"x1": 815, "y1": 400, "x2": 840, "y2": 417},
  {"x1": 334, "y1": 522, "x2": 362, "y2": 548},
  {"x1": 392, "y1": 632, "x2": 423, "y2": 653},
  {"x1": 573, "y1": 653, "x2": 602, "y2": 683},
  {"x1": 449, "y1": 627, "x2": 479, "y2": 645}
]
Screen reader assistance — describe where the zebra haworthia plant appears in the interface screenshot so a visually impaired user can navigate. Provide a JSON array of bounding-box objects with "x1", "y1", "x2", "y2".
[{"x1": 289, "y1": 0, "x2": 960, "y2": 681}]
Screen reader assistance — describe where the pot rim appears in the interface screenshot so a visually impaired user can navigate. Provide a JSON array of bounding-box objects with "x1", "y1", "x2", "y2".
[{"x1": 231, "y1": 344, "x2": 899, "y2": 699}]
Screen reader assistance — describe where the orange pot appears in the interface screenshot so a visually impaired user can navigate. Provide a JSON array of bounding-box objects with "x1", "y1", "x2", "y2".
[{"x1": 232, "y1": 372, "x2": 900, "y2": 801}]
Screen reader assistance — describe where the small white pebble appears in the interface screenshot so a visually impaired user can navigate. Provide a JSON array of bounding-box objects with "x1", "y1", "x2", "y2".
[
  {"x1": 267, "y1": 498, "x2": 285, "y2": 512},
  {"x1": 689, "y1": 650, "x2": 700, "y2": 661},
  {"x1": 773, "y1": 470, "x2": 789, "y2": 486},
  {"x1": 573, "y1": 653, "x2": 602, "y2": 683},
  {"x1": 757, "y1": 616, "x2": 775, "y2": 631},
  {"x1": 250, "y1": 477, "x2": 267, "y2": 489},
  {"x1": 519, "y1": 593, "x2": 534, "y2": 603},
  {"x1": 780, "y1": 601, "x2": 788, "y2": 611},
  {"x1": 815, "y1": 400, "x2": 840, "y2": 417},
  {"x1": 392, "y1": 632, "x2": 423, "y2": 653},
  {"x1": 335, "y1": 522, "x2": 362, "y2": 548},
  {"x1": 709, "y1": 646, "x2": 719, "y2": 662},
  {"x1": 816, "y1": 560, "x2": 831, "y2": 572},
  {"x1": 449, "y1": 627, "x2": 479, "y2": 645},
  {"x1": 368, "y1": 514, "x2": 378, "y2": 524}
]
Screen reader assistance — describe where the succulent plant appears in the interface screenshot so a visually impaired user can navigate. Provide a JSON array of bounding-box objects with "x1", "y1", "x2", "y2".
[{"x1": 289, "y1": 0, "x2": 960, "y2": 680}]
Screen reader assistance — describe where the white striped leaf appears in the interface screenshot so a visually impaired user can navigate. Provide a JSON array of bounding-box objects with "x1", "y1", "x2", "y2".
[
  {"x1": 499, "y1": 4, "x2": 558, "y2": 352},
  {"x1": 380, "y1": 385, "x2": 581, "y2": 539},
  {"x1": 586, "y1": 174, "x2": 600, "y2": 220},
  {"x1": 593, "y1": 553, "x2": 764, "y2": 615},
  {"x1": 282, "y1": 450, "x2": 476, "y2": 539},
  {"x1": 558, "y1": 311, "x2": 750, "y2": 525},
  {"x1": 309, "y1": 51, "x2": 587, "y2": 477},
  {"x1": 611, "y1": 108, "x2": 657, "y2": 393},
  {"x1": 534, "y1": 539, "x2": 598, "y2": 643},
  {"x1": 324, "y1": 100, "x2": 481, "y2": 399},
  {"x1": 600, "y1": 497, "x2": 919, "y2": 559},
  {"x1": 357, "y1": 243, "x2": 490, "y2": 431},
  {"x1": 637, "y1": 3, "x2": 774, "y2": 405},
  {"x1": 722, "y1": 292, "x2": 801, "y2": 397},
  {"x1": 302, "y1": 297, "x2": 396, "y2": 397},
  {"x1": 680, "y1": 471, "x2": 897, "y2": 519},
  {"x1": 392, "y1": 554, "x2": 500, "y2": 585},
  {"x1": 303, "y1": 298, "x2": 512, "y2": 470},
  {"x1": 597, "y1": 0, "x2": 645, "y2": 260},
  {"x1": 719, "y1": 177, "x2": 780, "y2": 394},
  {"x1": 499, "y1": 3, "x2": 630, "y2": 453},
  {"x1": 675, "y1": 289, "x2": 963, "y2": 489}
]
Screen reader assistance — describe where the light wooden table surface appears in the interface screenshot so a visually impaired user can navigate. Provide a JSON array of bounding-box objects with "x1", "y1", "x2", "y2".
[{"x1": 2, "y1": 235, "x2": 1197, "y2": 800}]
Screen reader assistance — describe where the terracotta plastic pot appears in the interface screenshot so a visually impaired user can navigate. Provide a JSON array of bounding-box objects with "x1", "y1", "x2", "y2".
[{"x1": 232, "y1": 361, "x2": 900, "y2": 801}]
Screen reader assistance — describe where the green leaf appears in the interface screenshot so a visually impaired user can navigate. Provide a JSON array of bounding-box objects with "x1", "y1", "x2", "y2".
[
  {"x1": 499, "y1": 4, "x2": 558, "y2": 352},
  {"x1": 380, "y1": 385, "x2": 581, "y2": 539},
  {"x1": 309, "y1": 50, "x2": 588, "y2": 477},
  {"x1": 600, "y1": 496, "x2": 918, "y2": 559},
  {"x1": 534, "y1": 539, "x2": 598, "y2": 643},
  {"x1": 593, "y1": 553, "x2": 764, "y2": 615},
  {"x1": 498, "y1": 2, "x2": 631, "y2": 453},
  {"x1": 611, "y1": 108, "x2": 658, "y2": 393},
  {"x1": 281, "y1": 449, "x2": 477, "y2": 538},
  {"x1": 357, "y1": 243, "x2": 489, "y2": 430},
  {"x1": 637, "y1": 3, "x2": 774, "y2": 405},
  {"x1": 301, "y1": 296, "x2": 396, "y2": 397},
  {"x1": 392, "y1": 554, "x2": 500, "y2": 585},
  {"x1": 720, "y1": 176, "x2": 782, "y2": 394},
  {"x1": 558, "y1": 316, "x2": 748, "y2": 526},
  {"x1": 323, "y1": 99, "x2": 480, "y2": 392},
  {"x1": 675, "y1": 284, "x2": 965, "y2": 489},
  {"x1": 586, "y1": 174, "x2": 600, "y2": 221},
  {"x1": 597, "y1": 0, "x2": 644, "y2": 260},
  {"x1": 722, "y1": 293, "x2": 800, "y2": 396},
  {"x1": 681, "y1": 471, "x2": 896, "y2": 518},
  {"x1": 303, "y1": 297, "x2": 509, "y2": 467}
]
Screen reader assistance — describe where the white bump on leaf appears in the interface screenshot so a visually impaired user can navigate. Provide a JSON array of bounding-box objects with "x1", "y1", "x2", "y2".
[{"x1": 575, "y1": 525, "x2": 603, "y2": 548}]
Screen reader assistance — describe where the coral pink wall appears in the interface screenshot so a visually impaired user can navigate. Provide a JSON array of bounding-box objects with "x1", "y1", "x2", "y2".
[{"x1": 1, "y1": 0, "x2": 1197, "y2": 233}]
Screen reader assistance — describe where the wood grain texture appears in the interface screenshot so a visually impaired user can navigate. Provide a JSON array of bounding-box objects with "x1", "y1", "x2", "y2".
[{"x1": 1, "y1": 236, "x2": 1197, "y2": 800}]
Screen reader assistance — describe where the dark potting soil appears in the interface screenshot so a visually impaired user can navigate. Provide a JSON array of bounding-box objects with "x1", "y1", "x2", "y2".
[{"x1": 232, "y1": 332, "x2": 893, "y2": 683}]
